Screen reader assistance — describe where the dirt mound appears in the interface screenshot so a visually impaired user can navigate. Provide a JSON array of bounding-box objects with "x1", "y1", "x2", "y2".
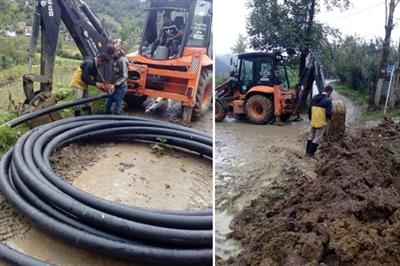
[{"x1": 225, "y1": 118, "x2": 400, "y2": 265}]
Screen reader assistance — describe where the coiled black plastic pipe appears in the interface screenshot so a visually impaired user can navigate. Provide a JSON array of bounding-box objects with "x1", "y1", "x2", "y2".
[{"x1": 0, "y1": 115, "x2": 212, "y2": 265}]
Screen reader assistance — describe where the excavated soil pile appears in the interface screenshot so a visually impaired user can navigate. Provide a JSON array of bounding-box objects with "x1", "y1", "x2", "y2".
[{"x1": 226, "y1": 118, "x2": 400, "y2": 265}]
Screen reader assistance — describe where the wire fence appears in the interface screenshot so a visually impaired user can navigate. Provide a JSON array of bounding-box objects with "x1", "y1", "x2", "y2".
[{"x1": 0, "y1": 65, "x2": 76, "y2": 110}]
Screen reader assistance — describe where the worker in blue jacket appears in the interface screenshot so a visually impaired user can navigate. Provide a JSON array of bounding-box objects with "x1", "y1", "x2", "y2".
[
  {"x1": 70, "y1": 53, "x2": 110, "y2": 116},
  {"x1": 307, "y1": 85, "x2": 333, "y2": 155}
]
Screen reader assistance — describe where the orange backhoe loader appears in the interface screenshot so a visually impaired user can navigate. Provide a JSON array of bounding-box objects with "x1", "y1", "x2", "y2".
[
  {"x1": 215, "y1": 52, "x2": 295, "y2": 124},
  {"x1": 20, "y1": 0, "x2": 213, "y2": 125},
  {"x1": 215, "y1": 51, "x2": 327, "y2": 125},
  {"x1": 125, "y1": 0, "x2": 213, "y2": 123}
]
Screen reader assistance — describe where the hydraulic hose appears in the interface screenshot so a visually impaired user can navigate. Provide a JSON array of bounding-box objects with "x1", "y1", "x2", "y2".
[{"x1": 0, "y1": 115, "x2": 213, "y2": 265}]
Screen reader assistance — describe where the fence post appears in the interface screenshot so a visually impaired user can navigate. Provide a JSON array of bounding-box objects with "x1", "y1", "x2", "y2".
[{"x1": 384, "y1": 66, "x2": 395, "y2": 115}]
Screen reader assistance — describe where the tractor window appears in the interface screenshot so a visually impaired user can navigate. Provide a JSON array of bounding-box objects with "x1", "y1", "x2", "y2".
[
  {"x1": 141, "y1": 9, "x2": 188, "y2": 59},
  {"x1": 253, "y1": 56, "x2": 274, "y2": 86},
  {"x1": 238, "y1": 56, "x2": 275, "y2": 93},
  {"x1": 259, "y1": 62, "x2": 273, "y2": 82},
  {"x1": 278, "y1": 66, "x2": 289, "y2": 89},
  {"x1": 240, "y1": 59, "x2": 254, "y2": 93},
  {"x1": 187, "y1": 0, "x2": 212, "y2": 47}
]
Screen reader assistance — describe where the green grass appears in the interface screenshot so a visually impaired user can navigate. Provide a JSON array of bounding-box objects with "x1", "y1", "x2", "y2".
[
  {"x1": 215, "y1": 76, "x2": 228, "y2": 86},
  {"x1": 53, "y1": 84, "x2": 106, "y2": 118},
  {"x1": 359, "y1": 109, "x2": 400, "y2": 123},
  {"x1": 0, "y1": 110, "x2": 28, "y2": 157},
  {"x1": 330, "y1": 82, "x2": 400, "y2": 122},
  {"x1": 0, "y1": 57, "x2": 79, "y2": 81},
  {"x1": 0, "y1": 82, "x2": 105, "y2": 158},
  {"x1": 286, "y1": 66, "x2": 299, "y2": 89},
  {"x1": 330, "y1": 81, "x2": 369, "y2": 106}
]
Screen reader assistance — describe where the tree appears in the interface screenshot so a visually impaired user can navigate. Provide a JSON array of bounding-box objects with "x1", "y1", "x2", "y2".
[
  {"x1": 231, "y1": 34, "x2": 248, "y2": 54},
  {"x1": 247, "y1": 0, "x2": 350, "y2": 75},
  {"x1": 388, "y1": 39, "x2": 400, "y2": 108},
  {"x1": 334, "y1": 36, "x2": 382, "y2": 91},
  {"x1": 371, "y1": 0, "x2": 400, "y2": 109}
]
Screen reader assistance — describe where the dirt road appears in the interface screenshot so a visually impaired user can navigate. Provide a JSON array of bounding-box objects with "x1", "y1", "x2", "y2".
[
  {"x1": 215, "y1": 89, "x2": 362, "y2": 262},
  {"x1": 2, "y1": 106, "x2": 212, "y2": 265}
]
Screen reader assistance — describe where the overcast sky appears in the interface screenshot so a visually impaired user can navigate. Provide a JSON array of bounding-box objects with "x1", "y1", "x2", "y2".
[{"x1": 214, "y1": 0, "x2": 400, "y2": 54}]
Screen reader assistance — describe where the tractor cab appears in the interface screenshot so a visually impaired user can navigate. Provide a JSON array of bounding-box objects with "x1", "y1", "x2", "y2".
[
  {"x1": 229, "y1": 52, "x2": 290, "y2": 94},
  {"x1": 126, "y1": 0, "x2": 213, "y2": 124},
  {"x1": 215, "y1": 52, "x2": 294, "y2": 124},
  {"x1": 140, "y1": 0, "x2": 212, "y2": 59}
]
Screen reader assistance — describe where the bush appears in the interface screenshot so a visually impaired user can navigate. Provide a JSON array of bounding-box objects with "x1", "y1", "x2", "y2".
[
  {"x1": 0, "y1": 110, "x2": 27, "y2": 157},
  {"x1": 0, "y1": 126, "x2": 20, "y2": 156},
  {"x1": 0, "y1": 37, "x2": 28, "y2": 70}
]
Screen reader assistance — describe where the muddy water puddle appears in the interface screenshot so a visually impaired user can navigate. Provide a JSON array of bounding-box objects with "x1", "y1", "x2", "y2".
[
  {"x1": 215, "y1": 211, "x2": 240, "y2": 261},
  {"x1": 72, "y1": 143, "x2": 212, "y2": 210},
  {"x1": 215, "y1": 118, "x2": 315, "y2": 261},
  {"x1": 5, "y1": 141, "x2": 212, "y2": 265}
]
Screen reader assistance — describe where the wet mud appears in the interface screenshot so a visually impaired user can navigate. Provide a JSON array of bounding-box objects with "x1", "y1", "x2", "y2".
[
  {"x1": 215, "y1": 85, "x2": 363, "y2": 262},
  {"x1": 215, "y1": 117, "x2": 316, "y2": 260},
  {"x1": 2, "y1": 108, "x2": 212, "y2": 265},
  {"x1": 222, "y1": 118, "x2": 400, "y2": 265}
]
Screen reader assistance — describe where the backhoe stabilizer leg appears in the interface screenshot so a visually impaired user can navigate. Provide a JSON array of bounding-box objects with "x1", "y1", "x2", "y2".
[
  {"x1": 275, "y1": 115, "x2": 284, "y2": 126},
  {"x1": 182, "y1": 106, "x2": 193, "y2": 126}
]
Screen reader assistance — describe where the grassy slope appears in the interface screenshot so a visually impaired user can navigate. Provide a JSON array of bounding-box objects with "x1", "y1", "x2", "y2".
[{"x1": 0, "y1": 57, "x2": 80, "y2": 81}]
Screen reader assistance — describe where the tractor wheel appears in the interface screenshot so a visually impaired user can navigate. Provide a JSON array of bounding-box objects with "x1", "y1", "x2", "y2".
[
  {"x1": 193, "y1": 69, "x2": 212, "y2": 119},
  {"x1": 215, "y1": 100, "x2": 227, "y2": 122},
  {"x1": 123, "y1": 95, "x2": 148, "y2": 109},
  {"x1": 245, "y1": 94, "x2": 274, "y2": 124}
]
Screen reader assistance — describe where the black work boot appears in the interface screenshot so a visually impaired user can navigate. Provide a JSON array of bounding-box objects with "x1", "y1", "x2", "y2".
[
  {"x1": 74, "y1": 109, "x2": 81, "y2": 117},
  {"x1": 309, "y1": 142, "x2": 319, "y2": 155},
  {"x1": 306, "y1": 140, "x2": 313, "y2": 154}
]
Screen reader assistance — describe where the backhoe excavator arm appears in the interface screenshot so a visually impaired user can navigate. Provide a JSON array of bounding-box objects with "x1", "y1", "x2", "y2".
[
  {"x1": 23, "y1": 0, "x2": 111, "y2": 105},
  {"x1": 294, "y1": 52, "x2": 326, "y2": 114}
]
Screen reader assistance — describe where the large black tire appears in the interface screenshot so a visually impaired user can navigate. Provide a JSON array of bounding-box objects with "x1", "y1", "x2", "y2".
[
  {"x1": 123, "y1": 95, "x2": 148, "y2": 109},
  {"x1": 215, "y1": 99, "x2": 227, "y2": 122},
  {"x1": 245, "y1": 94, "x2": 274, "y2": 124},
  {"x1": 193, "y1": 69, "x2": 213, "y2": 119}
]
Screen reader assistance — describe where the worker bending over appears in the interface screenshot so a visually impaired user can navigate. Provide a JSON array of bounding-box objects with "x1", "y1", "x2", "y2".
[
  {"x1": 307, "y1": 85, "x2": 333, "y2": 155},
  {"x1": 70, "y1": 53, "x2": 110, "y2": 116}
]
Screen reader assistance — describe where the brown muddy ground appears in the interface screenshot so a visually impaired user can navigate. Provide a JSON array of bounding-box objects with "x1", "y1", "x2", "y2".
[
  {"x1": 215, "y1": 117, "x2": 316, "y2": 261},
  {"x1": 2, "y1": 106, "x2": 212, "y2": 265},
  {"x1": 223, "y1": 118, "x2": 400, "y2": 266},
  {"x1": 215, "y1": 88, "x2": 362, "y2": 263}
]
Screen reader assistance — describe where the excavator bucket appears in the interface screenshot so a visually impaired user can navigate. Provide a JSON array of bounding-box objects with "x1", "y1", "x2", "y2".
[
  {"x1": 326, "y1": 100, "x2": 346, "y2": 140},
  {"x1": 18, "y1": 91, "x2": 61, "y2": 128}
]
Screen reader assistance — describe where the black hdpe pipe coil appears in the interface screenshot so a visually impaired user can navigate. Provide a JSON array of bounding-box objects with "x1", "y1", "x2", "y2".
[{"x1": 0, "y1": 112, "x2": 212, "y2": 264}]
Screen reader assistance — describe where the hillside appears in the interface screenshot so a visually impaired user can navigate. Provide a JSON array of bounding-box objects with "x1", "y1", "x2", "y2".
[
  {"x1": 0, "y1": 0, "x2": 145, "y2": 49},
  {"x1": 216, "y1": 54, "x2": 235, "y2": 83},
  {"x1": 0, "y1": 0, "x2": 146, "y2": 70}
]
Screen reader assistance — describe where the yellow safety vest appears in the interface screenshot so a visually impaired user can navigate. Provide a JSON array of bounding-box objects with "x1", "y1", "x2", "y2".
[
  {"x1": 69, "y1": 67, "x2": 94, "y2": 90},
  {"x1": 311, "y1": 106, "x2": 327, "y2": 128}
]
